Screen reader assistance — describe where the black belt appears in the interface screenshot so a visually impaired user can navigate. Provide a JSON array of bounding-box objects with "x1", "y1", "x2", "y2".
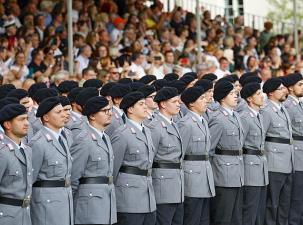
[
  {"x1": 33, "y1": 179, "x2": 70, "y2": 188},
  {"x1": 119, "y1": 166, "x2": 152, "y2": 176},
  {"x1": 79, "y1": 176, "x2": 113, "y2": 185},
  {"x1": 152, "y1": 162, "x2": 182, "y2": 169},
  {"x1": 215, "y1": 148, "x2": 243, "y2": 156},
  {"x1": 243, "y1": 148, "x2": 265, "y2": 156},
  {"x1": 265, "y1": 137, "x2": 291, "y2": 144},
  {"x1": 184, "y1": 155, "x2": 209, "y2": 161},
  {"x1": 293, "y1": 136, "x2": 303, "y2": 141},
  {"x1": 0, "y1": 196, "x2": 31, "y2": 208}
]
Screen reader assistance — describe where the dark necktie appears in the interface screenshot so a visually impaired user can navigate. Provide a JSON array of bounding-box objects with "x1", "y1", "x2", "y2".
[
  {"x1": 102, "y1": 135, "x2": 108, "y2": 149},
  {"x1": 19, "y1": 147, "x2": 26, "y2": 160},
  {"x1": 299, "y1": 102, "x2": 303, "y2": 110},
  {"x1": 61, "y1": 129, "x2": 67, "y2": 140},
  {"x1": 58, "y1": 136, "x2": 67, "y2": 153},
  {"x1": 122, "y1": 113, "x2": 126, "y2": 124}
]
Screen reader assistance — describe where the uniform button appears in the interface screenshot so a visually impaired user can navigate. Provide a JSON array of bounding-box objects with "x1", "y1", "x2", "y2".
[
  {"x1": 0, "y1": 212, "x2": 3, "y2": 216},
  {"x1": 198, "y1": 138, "x2": 201, "y2": 141},
  {"x1": 28, "y1": 172, "x2": 31, "y2": 176},
  {"x1": 278, "y1": 124, "x2": 281, "y2": 126},
  {"x1": 71, "y1": 157, "x2": 73, "y2": 160},
  {"x1": 255, "y1": 133, "x2": 257, "y2": 135},
  {"x1": 126, "y1": 183, "x2": 129, "y2": 186},
  {"x1": 295, "y1": 147, "x2": 298, "y2": 150},
  {"x1": 98, "y1": 157, "x2": 101, "y2": 161},
  {"x1": 27, "y1": 195, "x2": 31, "y2": 198},
  {"x1": 47, "y1": 200, "x2": 50, "y2": 203},
  {"x1": 55, "y1": 161, "x2": 58, "y2": 164},
  {"x1": 227, "y1": 163, "x2": 230, "y2": 166},
  {"x1": 15, "y1": 171, "x2": 19, "y2": 174},
  {"x1": 89, "y1": 193, "x2": 93, "y2": 197},
  {"x1": 161, "y1": 176, "x2": 164, "y2": 178},
  {"x1": 149, "y1": 160, "x2": 152, "y2": 162},
  {"x1": 168, "y1": 144, "x2": 171, "y2": 147},
  {"x1": 189, "y1": 170, "x2": 192, "y2": 173},
  {"x1": 232, "y1": 132, "x2": 235, "y2": 135},
  {"x1": 250, "y1": 162, "x2": 253, "y2": 165},
  {"x1": 274, "y1": 149, "x2": 277, "y2": 152},
  {"x1": 136, "y1": 150, "x2": 139, "y2": 153}
]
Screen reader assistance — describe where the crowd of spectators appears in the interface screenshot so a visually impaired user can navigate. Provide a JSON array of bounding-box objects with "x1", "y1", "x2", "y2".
[{"x1": 0, "y1": 0, "x2": 302, "y2": 89}]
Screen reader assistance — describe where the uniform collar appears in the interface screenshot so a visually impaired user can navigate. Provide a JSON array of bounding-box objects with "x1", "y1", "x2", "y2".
[
  {"x1": 89, "y1": 124, "x2": 104, "y2": 139},
  {"x1": 222, "y1": 106, "x2": 234, "y2": 116},
  {"x1": 289, "y1": 94, "x2": 300, "y2": 104},
  {"x1": 113, "y1": 105, "x2": 124, "y2": 117},
  {"x1": 269, "y1": 100, "x2": 282, "y2": 110},
  {"x1": 44, "y1": 126, "x2": 60, "y2": 140},
  {"x1": 190, "y1": 110, "x2": 203, "y2": 122},
  {"x1": 158, "y1": 112, "x2": 172, "y2": 124},
  {"x1": 248, "y1": 106, "x2": 259, "y2": 116},
  {"x1": 128, "y1": 119, "x2": 143, "y2": 132}
]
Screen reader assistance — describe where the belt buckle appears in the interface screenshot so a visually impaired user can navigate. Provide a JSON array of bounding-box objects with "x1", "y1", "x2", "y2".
[
  {"x1": 65, "y1": 178, "x2": 71, "y2": 187},
  {"x1": 290, "y1": 138, "x2": 293, "y2": 145},
  {"x1": 147, "y1": 169, "x2": 152, "y2": 177},
  {"x1": 22, "y1": 198, "x2": 31, "y2": 208},
  {"x1": 239, "y1": 149, "x2": 243, "y2": 156},
  {"x1": 108, "y1": 176, "x2": 113, "y2": 185},
  {"x1": 205, "y1": 155, "x2": 209, "y2": 160}
]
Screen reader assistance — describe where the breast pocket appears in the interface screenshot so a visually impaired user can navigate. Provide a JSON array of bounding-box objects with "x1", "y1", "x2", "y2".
[
  {"x1": 76, "y1": 188, "x2": 104, "y2": 218},
  {"x1": 47, "y1": 158, "x2": 64, "y2": 177},
  {"x1": 126, "y1": 147, "x2": 144, "y2": 161},
  {"x1": 294, "y1": 117, "x2": 303, "y2": 128},
  {"x1": 249, "y1": 130, "x2": 260, "y2": 140},
  {"x1": 89, "y1": 153, "x2": 107, "y2": 169},
  {"x1": 160, "y1": 140, "x2": 176, "y2": 153}
]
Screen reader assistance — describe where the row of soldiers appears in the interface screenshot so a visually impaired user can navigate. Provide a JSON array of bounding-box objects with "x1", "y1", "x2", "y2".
[{"x1": 0, "y1": 71, "x2": 302, "y2": 225}]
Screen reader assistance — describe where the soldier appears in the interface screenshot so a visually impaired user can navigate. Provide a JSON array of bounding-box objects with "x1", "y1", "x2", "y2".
[
  {"x1": 71, "y1": 96, "x2": 117, "y2": 225},
  {"x1": 138, "y1": 85, "x2": 158, "y2": 125},
  {"x1": 146, "y1": 87, "x2": 184, "y2": 225},
  {"x1": 7, "y1": 89, "x2": 32, "y2": 112},
  {"x1": 111, "y1": 92, "x2": 156, "y2": 225},
  {"x1": 29, "y1": 97, "x2": 73, "y2": 225},
  {"x1": 58, "y1": 80, "x2": 79, "y2": 97},
  {"x1": 105, "y1": 84, "x2": 131, "y2": 137},
  {"x1": 83, "y1": 78, "x2": 103, "y2": 90},
  {"x1": 282, "y1": 73, "x2": 303, "y2": 225},
  {"x1": 208, "y1": 80, "x2": 244, "y2": 225},
  {"x1": 59, "y1": 96, "x2": 73, "y2": 148},
  {"x1": 67, "y1": 87, "x2": 83, "y2": 124},
  {"x1": 260, "y1": 77, "x2": 293, "y2": 225},
  {"x1": 0, "y1": 104, "x2": 32, "y2": 225},
  {"x1": 239, "y1": 83, "x2": 269, "y2": 225},
  {"x1": 178, "y1": 87, "x2": 215, "y2": 225}
]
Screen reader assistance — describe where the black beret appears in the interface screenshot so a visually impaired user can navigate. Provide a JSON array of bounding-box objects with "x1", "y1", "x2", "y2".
[
  {"x1": 154, "y1": 87, "x2": 179, "y2": 103},
  {"x1": 83, "y1": 79, "x2": 103, "y2": 89},
  {"x1": 153, "y1": 79, "x2": 169, "y2": 91},
  {"x1": 283, "y1": 73, "x2": 303, "y2": 87},
  {"x1": 0, "y1": 104, "x2": 27, "y2": 123},
  {"x1": 138, "y1": 85, "x2": 156, "y2": 98},
  {"x1": 108, "y1": 84, "x2": 131, "y2": 98},
  {"x1": 100, "y1": 82, "x2": 117, "y2": 97},
  {"x1": 28, "y1": 82, "x2": 47, "y2": 98},
  {"x1": 59, "y1": 96, "x2": 71, "y2": 106},
  {"x1": 7, "y1": 89, "x2": 29, "y2": 100},
  {"x1": 57, "y1": 80, "x2": 78, "y2": 94},
  {"x1": 194, "y1": 79, "x2": 213, "y2": 91},
  {"x1": 179, "y1": 75, "x2": 195, "y2": 85},
  {"x1": 129, "y1": 82, "x2": 145, "y2": 91},
  {"x1": 263, "y1": 77, "x2": 283, "y2": 94},
  {"x1": 33, "y1": 88, "x2": 59, "y2": 104},
  {"x1": 213, "y1": 80, "x2": 234, "y2": 101},
  {"x1": 202, "y1": 73, "x2": 217, "y2": 82},
  {"x1": 181, "y1": 86, "x2": 205, "y2": 105},
  {"x1": 120, "y1": 91, "x2": 145, "y2": 110},
  {"x1": 183, "y1": 72, "x2": 198, "y2": 79},
  {"x1": 67, "y1": 87, "x2": 83, "y2": 103},
  {"x1": 75, "y1": 87, "x2": 99, "y2": 107},
  {"x1": 0, "y1": 97, "x2": 19, "y2": 110},
  {"x1": 0, "y1": 84, "x2": 16, "y2": 99},
  {"x1": 168, "y1": 80, "x2": 186, "y2": 94},
  {"x1": 240, "y1": 83, "x2": 261, "y2": 99},
  {"x1": 222, "y1": 74, "x2": 239, "y2": 83},
  {"x1": 138, "y1": 75, "x2": 157, "y2": 84},
  {"x1": 118, "y1": 78, "x2": 133, "y2": 84},
  {"x1": 83, "y1": 96, "x2": 109, "y2": 116},
  {"x1": 36, "y1": 97, "x2": 61, "y2": 117},
  {"x1": 240, "y1": 76, "x2": 262, "y2": 86},
  {"x1": 164, "y1": 73, "x2": 179, "y2": 81},
  {"x1": 239, "y1": 72, "x2": 257, "y2": 86}
]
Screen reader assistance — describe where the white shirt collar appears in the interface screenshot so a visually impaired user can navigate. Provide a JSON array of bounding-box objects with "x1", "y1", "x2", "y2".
[
  {"x1": 222, "y1": 106, "x2": 234, "y2": 116},
  {"x1": 289, "y1": 95, "x2": 300, "y2": 104},
  {"x1": 113, "y1": 105, "x2": 124, "y2": 117},
  {"x1": 44, "y1": 126, "x2": 60, "y2": 140},
  {"x1": 89, "y1": 124, "x2": 104, "y2": 139},
  {"x1": 128, "y1": 119, "x2": 143, "y2": 132},
  {"x1": 248, "y1": 106, "x2": 259, "y2": 116},
  {"x1": 6, "y1": 136, "x2": 25, "y2": 150},
  {"x1": 158, "y1": 112, "x2": 172, "y2": 124},
  {"x1": 190, "y1": 111, "x2": 204, "y2": 122},
  {"x1": 269, "y1": 100, "x2": 281, "y2": 110}
]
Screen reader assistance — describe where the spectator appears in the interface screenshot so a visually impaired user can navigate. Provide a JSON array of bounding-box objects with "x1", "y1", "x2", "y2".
[
  {"x1": 75, "y1": 44, "x2": 92, "y2": 75},
  {"x1": 129, "y1": 52, "x2": 145, "y2": 78},
  {"x1": 9, "y1": 51, "x2": 29, "y2": 81},
  {"x1": 215, "y1": 57, "x2": 231, "y2": 79}
]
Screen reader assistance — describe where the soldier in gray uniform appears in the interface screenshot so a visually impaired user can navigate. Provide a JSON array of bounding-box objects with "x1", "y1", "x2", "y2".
[
  {"x1": 0, "y1": 104, "x2": 32, "y2": 225},
  {"x1": 178, "y1": 87, "x2": 215, "y2": 225},
  {"x1": 67, "y1": 87, "x2": 83, "y2": 126},
  {"x1": 71, "y1": 96, "x2": 117, "y2": 225},
  {"x1": 111, "y1": 92, "x2": 156, "y2": 225},
  {"x1": 105, "y1": 84, "x2": 131, "y2": 137},
  {"x1": 138, "y1": 85, "x2": 158, "y2": 126},
  {"x1": 282, "y1": 73, "x2": 303, "y2": 225},
  {"x1": 146, "y1": 87, "x2": 185, "y2": 225},
  {"x1": 208, "y1": 80, "x2": 244, "y2": 225},
  {"x1": 239, "y1": 83, "x2": 269, "y2": 225},
  {"x1": 260, "y1": 78, "x2": 293, "y2": 225},
  {"x1": 29, "y1": 97, "x2": 73, "y2": 225},
  {"x1": 59, "y1": 96, "x2": 73, "y2": 148}
]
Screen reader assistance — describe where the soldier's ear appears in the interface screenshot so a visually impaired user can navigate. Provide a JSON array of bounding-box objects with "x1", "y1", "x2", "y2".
[{"x1": 2, "y1": 121, "x2": 11, "y2": 131}]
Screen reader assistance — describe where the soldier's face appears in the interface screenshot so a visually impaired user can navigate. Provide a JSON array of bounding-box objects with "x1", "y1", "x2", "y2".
[
  {"x1": 192, "y1": 94, "x2": 208, "y2": 114},
  {"x1": 222, "y1": 89, "x2": 238, "y2": 108},
  {"x1": 272, "y1": 85, "x2": 287, "y2": 102},
  {"x1": 205, "y1": 89, "x2": 214, "y2": 103},
  {"x1": 7, "y1": 114, "x2": 29, "y2": 138},
  {"x1": 162, "y1": 96, "x2": 180, "y2": 116},
  {"x1": 93, "y1": 106, "x2": 113, "y2": 127},
  {"x1": 250, "y1": 89, "x2": 264, "y2": 107},
  {"x1": 20, "y1": 97, "x2": 32, "y2": 112},
  {"x1": 145, "y1": 92, "x2": 157, "y2": 110},
  {"x1": 45, "y1": 105, "x2": 65, "y2": 129},
  {"x1": 62, "y1": 105, "x2": 72, "y2": 123},
  {"x1": 130, "y1": 99, "x2": 148, "y2": 120},
  {"x1": 291, "y1": 80, "x2": 303, "y2": 97}
]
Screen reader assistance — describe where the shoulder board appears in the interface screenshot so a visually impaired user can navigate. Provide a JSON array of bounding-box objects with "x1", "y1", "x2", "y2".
[
  {"x1": 7, "y1": 143, "x2": 14, "y2": 151},
  {"x1": 45, "y1": 133, "x2": 52, "y2": 141},
  {"x1": 191, "y1": 116, "x2": 197, "y2": 122},
  {"x1": 114, "y1": 113, "x2": 119, "y2": 119},
  {"x1": 292, "y1": 100, "x2": 297, "y2": 106},
  {"x1": 91, "y1": 132, "x2": 97, "y2": 141},
  {"x1": 161, "y1": 121, "x2": 167, "y2": 128},
  {"x1": 250, "y1": 112, "x2": 254, "y2": 118},
  {"x1": 0, "y1": 133, "x2": 3, "y2": 141},
  {"x1": 29, "y1": 131, "x2": 43, "y2": 143},
  {"x1": 130, "y1": 127, "x2": 136, "y2": 134}
]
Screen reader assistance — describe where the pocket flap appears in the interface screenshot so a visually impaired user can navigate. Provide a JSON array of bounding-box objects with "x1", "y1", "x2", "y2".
[
  {"x1": 192, "y1": 136, "x2": 205, "y2": 142},
  {"x1": 226, "y1": 129, "x2": 238, "y2": 136},
  {"x1": 48, "y1": 159, "x2": 62, "y2": 166},
  {"x1": 90, "y1": 153, "x2": 103, "y2": 162},
  {"x1": 184, "y1": 165, "x2": 201, "y2": 174},
  {"x1": 295, "y1": 118, "x2": 303, "y2": 123},
  {"x1": 78, "y1": 188, "x2": 104, "y2": 198},
  {"x1": 249, "y1": 131, "x2": 260, "y2": 136},
  {"x1": 128, "y1": 147, "x2": 142, "y2": 154}
]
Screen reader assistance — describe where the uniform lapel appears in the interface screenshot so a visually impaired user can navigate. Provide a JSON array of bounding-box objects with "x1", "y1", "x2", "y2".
[
  {"x1": 89, "y1": 126, "x2": 109, "y2": 152},
  {"x1": 43, "y1": 128, "x2": 67, "y2": 156},
  {"x1": 127, "y1": 121, "x2": 147, "y2": 145},
  {"x1": 189, "y1": 112, "x2": 206, "y2": 136}
]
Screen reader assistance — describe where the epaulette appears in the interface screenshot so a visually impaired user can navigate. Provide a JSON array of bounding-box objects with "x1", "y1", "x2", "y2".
[
  {"x1": 129, "y1": 127, "x2": 136, "y2": 134},
  {"x1": 146, "y1": 119, "x2": 158, "y2": 129},
  {"x1": 212, "y1": 110, "x2": 221, "y2": 118},
  {"x1": 29, "y1": 131, "x2": 43, "y2": 143},
  {"x1": 44, "y1": 133, "x2": 52, "y2": 142},
  {"x1": 7, "y1": 143, "x2": 14, "y2": 151}
]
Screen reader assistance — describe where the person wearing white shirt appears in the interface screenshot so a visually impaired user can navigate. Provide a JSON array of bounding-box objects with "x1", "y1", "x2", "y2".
[{"x1": 130, "y1": 53, "x2": 146, "y2": 79}]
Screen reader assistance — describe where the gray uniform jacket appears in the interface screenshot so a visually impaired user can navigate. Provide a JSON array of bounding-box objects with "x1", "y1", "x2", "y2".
[
  {"x1": 111, "y1": 120, "x2": 156, "y2": 213},
  {"x1": 260, "y1": 100, "x2": 294, "y2": 173},
  {"x1": 105, "y1": 107, "x2": 125, "y2": 137},
  {"x1": 147, "y1": 114, "x2": 185, "y2": 204},
  {"x1": 235, "y1": 97, "x2": 248, "y2": 114},
  {"x1": 29, "y1": 127, "x2": 73, "y2": 225},
  {"x1": 178, "y1": 111, "x2": 215, "y2": 198},
  {"x1": 284, "y1": 96, "x2": 303, "y2": 171},
  {"x1": 240, "y1": 108, "x2": 269, "y2": 186},
  {"x1": 70, "y1": 126, "x2": 117, "y2": 224},
  {"x1": 70, "y1": 113, "x2": 88, "y2": 140},
  {"x1": 208, "y1": 106, "x2": 244, "y2": 187},
  {"x1": 0, "y1": 137, "x2": 32, "y2": 225}
]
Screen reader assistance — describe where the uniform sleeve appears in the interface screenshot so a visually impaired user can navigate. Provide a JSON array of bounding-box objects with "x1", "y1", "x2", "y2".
[
  {"x1": 178, "y1": 122, "x2": 191, "y2": 154},
  {"x1": 111, "y1": 132, "x2": 127, "y2": 181},
  {"x1": 70, "y1": 138, "x2": 90, "y2": 193},
  {"x1": 240, "y1": 115, "x2": 249, "y2": 144},
  {"x1": 0, "y1": 152, "x2": 8, "y2": 183},
  {"x1": 30, "y1": 141, "x2": 45, "y2": 183},
  {"x1": 208, "y1": 117, "x2": 223, "y2": 154},
  {"x1": 148, "y1": 125, "x2": 161, "y2": 156},
  {"x1": 260, "y1": 110, "x2": 271, "y2": 134}
]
